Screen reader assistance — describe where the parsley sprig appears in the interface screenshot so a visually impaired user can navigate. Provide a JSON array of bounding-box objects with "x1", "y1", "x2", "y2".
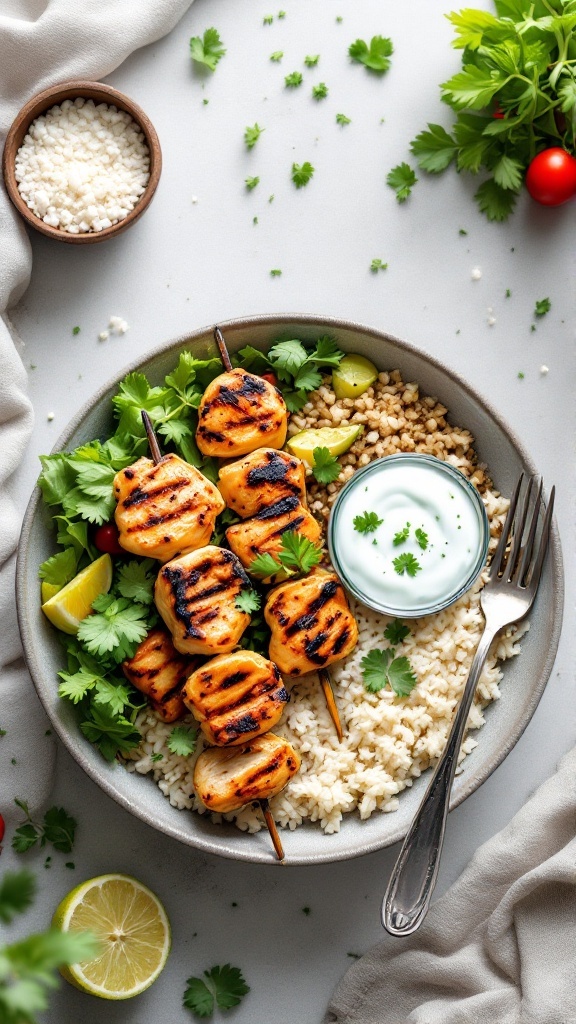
[
  {"x1": 12, "y1": 801, "x2": 76, "y2": 855},
  {"x1": 349, "y1": 35, "x2": 394, "y2": 73},
  {"x1": 361, "y1": 621, "x2": 417, "y2": 697},
  {"x1": 248, "y1": 531, "x2": 322, "y2": 579},
  {"x1": 353, "y1": 511, "x2": 384, "y2": 535},
  {"x1": 387, "y1": 163, "x2": 418, "y2": 203},
  {"x1": 292, "y1": 161, "x2": 315, "y2": 188},
  {"x1": 311, "y1": 447, "x2": 340, "y2": 485},
  {"x1": 168, "y1": 726, "x2": 197, "y2": 757},
  {"x1": 183, "y1": 964, "x2": 249, "y2": 1018},
  {"x1": 189, "y1": 28, "x2": 226, "y2": 71},
  {"x1": 393, "y1": 552, "x2": 422, "y2": 577}
]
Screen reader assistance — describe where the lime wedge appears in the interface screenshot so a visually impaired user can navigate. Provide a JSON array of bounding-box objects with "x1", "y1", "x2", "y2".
[
  {"x1": 53, "y1": 873, "x2": 171, "y2": 1000},
  {"x1": 286, "y1": 424, "x2": 362, "y2": 465},
  {"x1": 41, "y1": 553, "x2": 112, "y2": 635},
  {"x1": 332, "y1": 354, "x2": 378, "y2": 399}
]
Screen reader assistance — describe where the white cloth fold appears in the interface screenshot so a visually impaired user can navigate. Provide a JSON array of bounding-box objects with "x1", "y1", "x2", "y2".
[
  {"x1": 0, "y1": 0, "x2": 194, "y2": 819},
  {"x1": 324, "y1": 747, "x2": 576, "y2": 1024}
]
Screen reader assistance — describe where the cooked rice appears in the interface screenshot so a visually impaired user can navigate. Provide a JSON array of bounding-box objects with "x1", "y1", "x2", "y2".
[{"x1": 124, "y1": 369, "x2": 527, "y2": 834}]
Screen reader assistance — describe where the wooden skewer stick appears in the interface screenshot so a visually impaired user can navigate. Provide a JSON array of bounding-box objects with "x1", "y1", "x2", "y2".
[
  {"x1": 260, "y1": 798, "x2": 285, "y2": 861},
  {"x1": 214, "y1": 325, "x2": 233, "y2": 372},
  {"x1": 318, "y1": 668, "x2": 344, "y2": 742},
  {"x1": 141, "y1": 410, "x2": 162, "y2": 465}
]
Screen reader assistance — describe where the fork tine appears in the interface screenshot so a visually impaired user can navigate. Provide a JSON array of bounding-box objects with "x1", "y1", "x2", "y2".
[
  {"x1": 516, "y1": 478, "x2": 543, "y2": 584},
  {"x1": 525, "y1": 485, "x2": 555, "y2": 592},
  {"x1": 504, "y1": 475, "x2": 536, "y2": 582},
  {"x1": 490, "y1": 473, "x2": 524, "y2": 579}
]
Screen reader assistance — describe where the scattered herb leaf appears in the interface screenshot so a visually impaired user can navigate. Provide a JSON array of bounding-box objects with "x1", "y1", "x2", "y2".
[
  {"x1": 183, "y1": 964, "x2": 249, "y2": 1018},
  {"x1": 353, "y1": 511, "x2": 384, "y2": 535},
  {"x1": 415, "y1": 527, "x2": 428, "y2": 551},
  {"x1": 285, "y1": 71, "x2": 303, "y2": 88},
  {"x1": 387, "y1": 163, "x2": 417, "y2": 202},
  {"x1": 235, "y1": 589, "x2": 262, "y2": 614},
  {"x1": 534, "y1": 298, "x2": 551, "y2": 317},
  {"x1": 392, "y1": 552, "x2": 422, "y2": 577},
  {"x1": 291, "y1": 161, "x2": 315, "y2": 187},
  {"x1": 244, "y1": 123, "x2": 264, "y2": 149},
  {"x1": 168, "y1": 726, "x2": 197, "y2": 757},
  {"x1": 311, "y1": 447, "x2": 340, "y2": 485},
  {"x1": 312, "y1": 82, "x2": 329, "y2": 100},
  {"x1": 393, "y1": 523, "x2": 410, "y2": 546},
  {"x1": 336, "y1": 113, "x2": 351, "y2": 125},
  {"x1": 383, "y1": 619, "x2": 410, "y2": 645},
  {"x1": 349, "y1": 35, "x2": 393, "y2": 73},
  {"x1": 189, "y1": 28, "x2": 226, "y2": 71},
  {"x1": 370, "y1": 258, "x2": 388, "y2": 272},
  {"x1": 245, "y1": 176, "x2": 260, "y2": 191}
]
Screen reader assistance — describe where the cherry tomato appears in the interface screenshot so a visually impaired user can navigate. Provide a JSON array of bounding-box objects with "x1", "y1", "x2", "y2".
[
  {"x1": 492, "y1": 102, "x2": 505, "y2": 119},
  {"x1": 261, "y1": 371, "x2": 278, "y2": 387},
  {"x1": 93, "y1": 522, "x2": 123, "y2": 555},
  {"x1": 525, "y1": 148, "x2": 576, "y2": 207},
  {"x1": 0, "y1": 813, "x2": 5, "y2": 844}
]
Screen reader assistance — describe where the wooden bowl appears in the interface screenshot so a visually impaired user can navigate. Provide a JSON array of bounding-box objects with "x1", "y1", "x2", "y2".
[{"x1": 2, "y1": 80, "x2": 162, "y2": 244}]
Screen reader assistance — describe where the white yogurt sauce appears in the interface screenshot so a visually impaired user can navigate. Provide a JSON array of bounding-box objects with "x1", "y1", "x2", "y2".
[{"x1": 329, "y1": 456, "x2": 488, "y2": 616}]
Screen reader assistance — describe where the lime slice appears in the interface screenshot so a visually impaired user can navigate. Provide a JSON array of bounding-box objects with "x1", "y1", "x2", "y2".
[
  {"x1": 41, "y1": 581, "x2": 61, "y2": 603},
  {"x1": 332, "y1": 354, "x2": 378, "y2": 400},
  {"x1": 41, "y1": 553, "x2": 112, "y2": 635},
  {"x1": 53, "y1": 873, "x2": 171, "y2": 1000},
  {"x1": 286, "y1": 424, "x2": 362, "y2": 465}
]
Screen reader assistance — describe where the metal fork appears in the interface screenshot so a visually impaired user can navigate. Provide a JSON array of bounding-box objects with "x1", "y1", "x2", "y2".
[{"x1": 382, "y1": 474, "x2": 555, "y2": 937}]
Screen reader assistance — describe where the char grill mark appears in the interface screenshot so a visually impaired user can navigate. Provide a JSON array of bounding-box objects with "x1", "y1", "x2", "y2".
[
  {"x1": 243, "y1": 756, "x2": 282, "y2": 787},
  {"x1": 161, "y1": 560, "x2": 236, "y2": 639},
  {"x1": 285, "y1": 581, "x2": 339, "y2": 636},
  {"x1": 331, "y1": 627, "x2": 351, "y2": 656},
  {"x1": 125, "y1": 496, "x2": 200, "y2": 533},
  {"x1": 254, "y1": 496, "x2": 300, "y2": 520},
  {"x1": 246, "y1": 451, "x2": 298, "y2": 488},
  {"x1": 121, "y1": 477, "x2": 189, "y2": 509},
  {"x1": 196, "y1": 427, "x2": 226, "y2": 442}
]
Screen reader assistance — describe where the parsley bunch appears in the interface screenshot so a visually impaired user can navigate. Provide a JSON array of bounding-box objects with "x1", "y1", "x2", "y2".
[
  {"x1": 408, "y1": 1, "x2": 576, "y2": 221},
  {"x1": 235, "y1": 335, "x2": 344, "y2": 411}
]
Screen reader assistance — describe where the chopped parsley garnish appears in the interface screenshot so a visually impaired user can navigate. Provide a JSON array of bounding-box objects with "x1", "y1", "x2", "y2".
[
  {"x1": 505, "y1": 288, "x2": 511, "y2": 298},
  {"x1": 304, "y1": 55, "x2": 320, "y2": 67},
  {"x1": 459, "y1": 228, "x2": 468, "y2": 236},
  {"x1": 383, "y1": 619, "x2": 410, "y2": 645},
  {"x1": 151, "y1": 752, "x2": 164, "y2": 763},
  {"x1": 349, "y1": 35, "x2": 393, "y2": 73},
  {"x1": 183, "y1": 964, "x2": 249, "y2": 1017},
  {"x1": 392, "y1": 523, "x2": 410, "y2": 546},
  {"x1": 189, "y1": 28, "x2": 226, "y2": 71},
  {"x1": 534, "y1": 298, "x2": 551, "y2": 317},
  {"x1": 361, "y1": 649, "x2": 417, "y2": 697},
  {"x1": 12, "y1": 800, "x2": 77, "y2": 854},
  {"x1": 278, "y1": 10, "x2": 286, "y2": 18},
  {"x1": 245, "y1": 176, "x2": 260, "y2": 191},
  {"x1": 370, "y1": 258, "x2": 388, "y2": 272},
  {"x1": 285, "y1": 71, "x2": 303, "y2": 88},
  {"x1": 353, "y1": 511, "x2": 384, "y2": 535},
  {"x1": 167, "y1": 726, "x2": 197, "y2": 757},
  {"x1": 270, "y1": 51, "x2": 283, "y2": 62},
  {"x1": 248, "y1": 532, "x2": 322, "y2": 579},
  {"x1": 311, "y1": 446, "x2": 340, "y2": 485},
  {"x1": 291, "y1": 162, "x2": 315, "y2": 188},
  {"x1": 270, "y1": 268, "x2": 282, "y2": 277},
  {"x1": 336, "y1": 113, "x2": 351, "y2": 125},
  {"x1": 393, "y1": 552, "x2": 421, "y2": 577},
  {"x1": 72, "y1": 326, "x2": 80, "y2": 335},
  {"x1": 312, "y1": 82, "x2": 329, "y2": 100},
  {"x1": 415, "y1": 527, "x2": 428, "y2": 551},
  {"x1": 263, "y1": 14, "x2": 273, "y2": 24},
  {"x1": 518, "y1": 371, "x2": 525, "y2": 379},
  {"x1": 235, "y1": 588, "x2": 262, "y2": 614},
  {"x1": 244, "y1": 123, "x2": 264, "y2": 149},
  {"x1": 387, "y1": 163, "x2": 417, "y2": 203}
]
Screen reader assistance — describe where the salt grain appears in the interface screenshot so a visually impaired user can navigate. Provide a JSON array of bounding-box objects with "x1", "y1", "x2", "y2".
[{"x1": 471, "y1": 267, "x2": 482, "y2": 280}]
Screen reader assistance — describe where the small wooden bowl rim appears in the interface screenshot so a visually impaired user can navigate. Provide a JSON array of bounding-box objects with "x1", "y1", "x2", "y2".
[{"x1": 2, "y1": 80, "x2": 162, "y2": 244}]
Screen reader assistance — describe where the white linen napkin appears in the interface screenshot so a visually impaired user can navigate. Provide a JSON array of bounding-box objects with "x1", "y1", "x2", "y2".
[
  {"x1": 0, "y1": 0, "x2": 194, "y2": 822},
  {"x1": 325, "y1": 746, "x2": 576, "y2": 1024}
]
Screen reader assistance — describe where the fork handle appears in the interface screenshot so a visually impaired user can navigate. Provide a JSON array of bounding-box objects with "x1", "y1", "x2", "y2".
[{"x1": 382, "y1": 623, "x2": 499, "y2": 937}]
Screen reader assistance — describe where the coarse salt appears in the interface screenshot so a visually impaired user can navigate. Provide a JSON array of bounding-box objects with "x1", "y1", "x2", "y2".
[
  {"x1": 14, "y1": 97, "x2": 150, "y2": 234},
  {"x1": 540, "y1": 365, "x2": 549, "y2": 375},
  {"x1": 471, "y1": 267, "x2": 482, "y2": 280}
]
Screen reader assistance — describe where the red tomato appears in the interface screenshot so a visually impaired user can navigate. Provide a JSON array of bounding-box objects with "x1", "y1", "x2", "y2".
[
  {"x1": 0, "y1": 813, "x2": 5, "y2": 844},
  {"x1": 261, "y1": 371, "x2": 278, "y2": 387},
  {"x1": 525, "y1": 148, "x2": 576, "y2": 207},
  {"x1": 93, "y1": 522, "x2": 123, "y2": 555},
  {"x1": 493, "y1": 102, "x2": 505, "y2": 119}
]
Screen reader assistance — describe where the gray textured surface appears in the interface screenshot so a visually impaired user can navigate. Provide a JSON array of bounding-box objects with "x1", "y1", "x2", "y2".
[{"x1": 4, "y1": 0, "x2": 575, "y2": 1022}]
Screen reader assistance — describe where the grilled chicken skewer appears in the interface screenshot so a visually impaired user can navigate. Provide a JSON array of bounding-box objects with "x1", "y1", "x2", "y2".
[
  {"x1": 113, "y1": 411, "x2": 225, "y2": 562},
  {"x1": 196, "y1": 327, "x2": 288, "y2": 457},
  {"x1": 122, "y1": 627, "x2": 199, "y2": 722},
  {"x1": 225, "y1": 497, "x2": 322, "y2": 579},
  {"x1": 193, "y1": 733, "x2": 301, "y2": 860}
]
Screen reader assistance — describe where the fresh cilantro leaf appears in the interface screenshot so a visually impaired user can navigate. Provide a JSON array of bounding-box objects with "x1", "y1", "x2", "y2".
[
  {"x1": 446, "y1": 8, "x2": 501, "y2": 50},
  {"x1": 387, "y1": 656, "x2": 418, "y2": 697},
  {"x1": 263, "y1": 14, "x2": 273, "y2": 24},
  {"x1": 93, "y1": 679, "x2": 132, "y2": 717},
  {"x1": 441, "y1": 64, "x2": 506, "y2": 110},
  {"x1": 81, "y1": 705, "x2": 141, "y2": 762},
  {"x1": 410, "y1": 124, "x2": 457, "y2": 173},
  {"x1": 235, "y1": 589, "x2": 262, "y2": 614},
  {"x1": 248, "y1": 551, "x2": 283, "y2": 579},
  {"x1": 387, "y1": 163, "x2": 417, "y2": 203},
  {"x1": 353, "y1": 511, "x2": 383, "y2": 535},
  {"x1": 245, "y1": 176, "x2": 260, "y2": 191},
  {"x1": 493, "y1": 153, "x2": 523, "y2": 191},
  {"x1": 304, "y1": 54, "x2": 320, "y2": 66},
  {"x1": 235, "y1": 346, "x2": 272, "y2": 374},
  {"x1": 38, "y1": 454, "x2": 76, "y2": 507},
  {"x1": 207, "y1": 964, "x2": 250, "y2": 1010},
  {"x1": 11, "y1": 823, "x2": 40, "y2": 854},
  {"x1": 312, "y1": 82, "x2": 328, "y2": 100},
  {"x1": 283, "y1": 389, "x2": 309, "y2": 412},
  {"x1": 244, "y1": 123, "x2": 264, "y2": 149},
  {"x1": 58, "y1": 668, "x2": 99, "y2": 704},
  {"x1": 393, "y1": 552, "x2": 421, "y2": 577},
  {"x1": 77, "y1": 598, "x2": 149, "y2": 662},
  {"x1": 349, "y1": 35, "x2": 393, "y2": 73},
  {"x1": 72, "y1": 326, "x2": 80, "y2": 335},
  {"x1": 0, "y1": 928, "x2": 99, "y2": 1020},
  {"x1": 116, "y1": 559, "x2": 156, "y2": 605},
  {"x1": 534, "y1": 297, "x2": 551, "y2": 316},
  {"x1": 270, "y1": 51, "x2": 284, "y2": 61},
  {"x1": 278, "y1": 531, "x2": 322, "y2": 573},
  {"x1": 309, "y1": 336, "x2": 345, "y2": 367},
  {"x1": 474, "y1": 178, "x2": 517, "y2": 222},
  {"x1": 370, "y1": 258, "x2": 388, "y2": 272},
  {"x1": 278, "y1": 11, "x2": 286, "y2": 18},
  {"x1": 336, "y1": 113, "x2": 351, "y2": 125},
  {"x1": 268, "y1": 339, "x2": 308, "y2": 378},
  {"x1": 151, "y1": 752, "x2": 163, "y2": 763},
  {"x1": 285, "y1": 71, "x2": 303, "y2": 87},
  {"x1": 0, "y1": 870, "x2": 36, "y2": 924},
  {"x1": 415, "y1": 527, "x2": 428, "y2": 550},
  {"x1": 312, "y1": 447, "x2": 340, "y2": 485},
  {"x1": 38, "y1": 548, "x2": 77, "y2": 588},
  {"x1": 291, "y1": 161, "x2": 315, "y2": 187},
  {"x1": 393, "y1": 523, "x2": 410, "y2": 546},
  {"x1": 190, "y1": 28, "x2": 226, "y2": 71},
  {"x1": 361, "y1": 648, "x2": 393, "y2": 692},
  {"x1": 270, "y1": 268, "x2": 282, "y2": 277},
  {"x1": 383, "y1": 619, "x2": 410, "y2": 645},
  {"x1": 183, "y1": 976, "x2": 214, "y2": 1017},
  {"x1": 168, "y1": 726, "x2": 197, "y2": 757},
  {"x1": 41, "y1": 807, "x2": 77, "y2": 853},
  {"x1": 293, "y1": 364, "x2": 321, "y2": 390}
]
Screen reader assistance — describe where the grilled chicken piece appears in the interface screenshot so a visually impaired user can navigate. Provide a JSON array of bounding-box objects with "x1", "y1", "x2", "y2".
[
  {"x1": 113, "y1": 453, "x2": 225, "y2": 562},
  {"x1": 225, "y1": 498, "x2": 321, "y2": 575},
  {"x1": 264, "y1": 569, "x2": 358, "y2": 676},
  {"x1": 122, "y1": 628, "x2": 199, "y2": 723},
  {"x1": 218, "y1": 447, "x2": 306, "y2": 519},
  {"x1": 155, "y1": 545, "x2": 251, "y2": 656},
  {"x1": 196, "y1": 368, "x2": 287, "y2": 457},
  {"x1": 193, "y1": 733, "x2": 301, "y2": 813},
  {"x1": 183, "y1": 650, "x2": 289, "y2": 746}
]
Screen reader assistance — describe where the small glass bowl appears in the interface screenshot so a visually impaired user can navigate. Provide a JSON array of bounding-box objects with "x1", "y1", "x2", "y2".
[{"x1": 327, "y1": 453, "x2": 490, "y2": 618}]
